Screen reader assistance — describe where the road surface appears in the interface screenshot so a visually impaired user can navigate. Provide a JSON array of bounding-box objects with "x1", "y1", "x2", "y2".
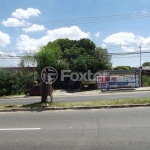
[
  {"x1": 0, "y1": 107, "x2": 150, "y2": 150},
  {"x1": 0, "y1": 91, "x2": 150, "y2": 105}
]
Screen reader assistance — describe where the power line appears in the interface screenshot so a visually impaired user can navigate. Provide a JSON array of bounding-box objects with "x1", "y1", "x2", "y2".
[
  {"x1": 0, "y1": 52, "x2": 150, "y2": 60},
  {"x1": 0, "y1": 47, "x2": 139, "y2": 52},
  {"x1": 1, "y1": 44, "x2": 150, "y2": 53},
  {"x1": 0, "y1": 12, "x2": 150, "y2": 29}
]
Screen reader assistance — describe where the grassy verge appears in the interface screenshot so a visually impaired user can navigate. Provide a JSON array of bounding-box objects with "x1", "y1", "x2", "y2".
[{"x1": 1, "y1": 98, "x2": 150, "y2": 110}]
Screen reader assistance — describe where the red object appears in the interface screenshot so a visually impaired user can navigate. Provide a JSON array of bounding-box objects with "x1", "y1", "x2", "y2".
[
  {"x1": 97, "y1": 77, "x2": 110, "y2": 82},
  {"x1": 111, "y1": 77, "x2": 117, "y2": 81},
  {"x1": 25, "y1": 86, "x2": 41, "y2": 96}
]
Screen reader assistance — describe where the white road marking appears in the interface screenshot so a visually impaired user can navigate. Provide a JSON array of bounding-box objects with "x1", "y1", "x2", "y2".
[{"x1": 0, "y1": 128, "x2": 41, "y2": 131}]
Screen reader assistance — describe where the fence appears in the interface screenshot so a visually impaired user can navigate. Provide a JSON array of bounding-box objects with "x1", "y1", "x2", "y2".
[{"x1": 97, "y1": 70, "x2": 140, "y2": 90}]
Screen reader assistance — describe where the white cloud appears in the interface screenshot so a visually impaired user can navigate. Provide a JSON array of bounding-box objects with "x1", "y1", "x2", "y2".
[
  {"x1": 16, "y1": 35, "x2": 40, "y2": 51},
  {"x1": 12, "y1": 8, "x2": 41, "y2": 19},
  {"x1": 16, "y1": 26, "x2": 90, "y2": 51},
  {"x1": 0, "y1": 51, "x2": 19, "y2": 67},
  {"x1": 0, "y1": 31, "x2": 11, "y2": 47},
  {"x1": 103, "y1": 32, "x2": 150, "y2": 52},
  {"x1": 10, "y1": 52, "x2": 17, "y2": 56},
  {"x1": 0, "y1": 51, "x2": 4, "y2": 55},
  {"x1": 141, "y1": 8, "x2": 149, "y2": 14},
  {"x1": 1, "y1": 18, "x2": 30, "y2": 27},
  {"x1": 104, "y1": 32, "x2": 135, "y2": 45},
  {"x1": 23, "y1": 24, "x2": 45, "y2": 32},
  {"x1": 46, "y1": 26, "x2": 90, "y2": 41},
  {"x1": 0, "y1": 51, "x2": 16, "y2": 57},
  {"x1": 94, "y1": 32, "x2": 100, "y2": 37},
  {"x1": 101, "y1": 44, "x2": 107, "y2": 49}
]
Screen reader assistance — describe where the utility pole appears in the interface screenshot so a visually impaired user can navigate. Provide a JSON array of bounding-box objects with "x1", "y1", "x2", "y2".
[
  {"x1": 139, "y1": 45, "x2": 142, "y2": 87},
  {"x1": 139, "y1": 45, "x2": 141, "y2": 68},
  {"x1": 32, "y1": 62, "x2": 35, "y2": 80}
]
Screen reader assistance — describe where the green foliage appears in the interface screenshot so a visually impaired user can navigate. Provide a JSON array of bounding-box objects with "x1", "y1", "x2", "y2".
[
  {"x1": 94, "y1": 47, "x2": 112, "y2": 70},
  {"x1": 49, "y1": 38, "x2": 112, "y2": 72},
  {"x1": 0, "y1": 69, "x2": 34, "y2": 96},
  {"x1": 113, "y1": 66, "x2": 132, "y2": 70},
  {"x1": 36, "y1": 43, "x2": 68, "y2": 74},
  {"x1": 19, "y1": 51, "x2": 36, "y2": 67},
  {"x1": 1, "y1": 38, "x2": 112, "y2": 96},
  {"x1": 20, "y1": 38, "x2": 112, "y2": 75},
  {"x1": 142, "y1": 62, "x2": 150, "y2": 66},
  {"x1": 0, "y1": 69, "x2": 17, "y2": 96},
  {"x1": 142, "y1": 75, "x2": 150, "y2": 87}
]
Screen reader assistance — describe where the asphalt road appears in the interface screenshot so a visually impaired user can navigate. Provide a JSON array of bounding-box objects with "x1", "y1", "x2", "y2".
[
  {"x1": 0, "y1": 107, "x2": 150, "y2": 150},
  {"x1": 0, "y1": 91, "x2": 150, "y2": 105}
]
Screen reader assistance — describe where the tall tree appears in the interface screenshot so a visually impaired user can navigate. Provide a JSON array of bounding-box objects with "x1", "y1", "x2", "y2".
[
  {"x1": 142, "y1": 62, "x2": 150, "y2": 66},
  {"x1": 20, "y1": 38, "x2": 112, "y2": 103},
  {"x1": 51, "y1": 38, "x2": 112, "y2": 73},
  {"x1": 36, "y1": 44, "x2": 68, "y2": 103}
]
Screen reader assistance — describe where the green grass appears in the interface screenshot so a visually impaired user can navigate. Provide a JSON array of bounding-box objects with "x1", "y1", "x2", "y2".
[{"x1": 1, "y1": 98, "x2": 150, "y2": 110}]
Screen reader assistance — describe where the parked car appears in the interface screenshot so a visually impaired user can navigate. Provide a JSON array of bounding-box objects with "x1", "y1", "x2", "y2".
[{"x1": 25, "y1": 86, "x2": 41, "y2": 96}]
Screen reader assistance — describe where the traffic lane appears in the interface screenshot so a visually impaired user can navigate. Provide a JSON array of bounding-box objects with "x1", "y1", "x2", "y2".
[
  {"x1": 1, "y1": 91, "x2": 150, "y2": 105},
  {"x1": 0, "y1": 97, "x2": 40, "y2": 105},
  {"x1": 1, "y1": 108, "x2": 150, "y2": 150},
  {"x1": 55, "y1": 92, "x2": 148, "y2": 102}
]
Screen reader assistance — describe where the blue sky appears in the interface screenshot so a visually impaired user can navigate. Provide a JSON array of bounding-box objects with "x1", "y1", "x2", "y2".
[{"x1": 0, "y1": 0, "x2": 150, "y2": 68}]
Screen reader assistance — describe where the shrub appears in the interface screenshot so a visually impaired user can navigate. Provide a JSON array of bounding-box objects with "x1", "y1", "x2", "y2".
[
  {"x1": 142, "y1": 75, "x2": 150, "y2": 87},
  {"x1": 0, "y1": 69, "x2": 34, "y2": 96}
]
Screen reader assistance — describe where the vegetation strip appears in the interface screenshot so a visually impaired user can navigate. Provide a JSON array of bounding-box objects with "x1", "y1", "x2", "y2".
[{"x1": 1, "y1": 98, "x2": 150, "y2": 111}]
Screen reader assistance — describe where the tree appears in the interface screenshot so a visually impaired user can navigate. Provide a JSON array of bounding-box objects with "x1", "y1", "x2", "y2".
[
  {"x1": 36, "y1": 44, "x2": 68, "y2": 103},
  {"x1": 51, "y1": 38, "x2": 112, "y2": 73},
  {"x1": 20, "y1": 44, "x2": 68, "y2": 103},
  {"x1": 36, "y1": 43, "x2": 69, "y2": 72},
  {"x1": 94, "y1": 47, "x2": 112, "y2": 70},
  {"x1": 142, "y1": 62, "x2": 150, "y2": 66},
  {"x1": 20, "y1": 38, "x2": 112, "y2": 103},
  {"x1": 19, "y1": 51, "x2": 36, "y2": 67},
  {"x1": 113, "y1": 66, "x2": 131, "y2": 70}
]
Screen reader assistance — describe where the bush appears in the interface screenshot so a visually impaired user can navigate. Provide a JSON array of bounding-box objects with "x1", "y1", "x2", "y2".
[
  {"x1": 0, "y1": 69, "x2": 18, "y2": 96},
  {"x1": 142, "y1": 75, "x2": 150, "y2": 87},
  {"x1": 0, "y1": 69, "x2": 34, "y2": 96}
]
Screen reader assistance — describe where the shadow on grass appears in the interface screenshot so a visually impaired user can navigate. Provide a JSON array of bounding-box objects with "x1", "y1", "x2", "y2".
[
  {"x1": 22, "y1": 102, "x2": 54, "y2": 112},
  {"x1": 5, "y1": 105, "x2": 15, "y2": 108}
]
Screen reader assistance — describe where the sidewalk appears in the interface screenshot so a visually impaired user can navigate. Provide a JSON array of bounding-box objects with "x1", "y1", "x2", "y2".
[
  {"x1": 53, "y1": 89, "x2": 101, "y2": 96},
  {"x1": 53, "y1": 87, "x2": 150, "y2": 96},
  {"x1": 134, "y1": 87, "x2": 150, "y2": 91}
]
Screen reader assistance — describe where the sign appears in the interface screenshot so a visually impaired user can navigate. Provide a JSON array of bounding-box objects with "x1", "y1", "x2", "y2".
[
  {"x1": 97, "y1": 76, "x2": 110, "y2": 88},
  {"x1": 97, "y1": 75, "x2": 139, "y2": 89}
]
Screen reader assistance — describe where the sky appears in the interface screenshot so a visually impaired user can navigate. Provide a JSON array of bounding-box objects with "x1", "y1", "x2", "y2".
[{"x1": 0, "y1": 0, "x2": 150, "y2": 68}]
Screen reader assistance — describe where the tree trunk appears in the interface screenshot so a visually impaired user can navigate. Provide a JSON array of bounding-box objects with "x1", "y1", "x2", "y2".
[{"x1": 41, "y1": 83, "x2": 48, "y2": 103}]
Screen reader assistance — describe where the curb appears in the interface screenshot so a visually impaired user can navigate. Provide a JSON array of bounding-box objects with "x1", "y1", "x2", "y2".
[{"x1": 1, "y1": 104, "x2": 150, "y2": 112}]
